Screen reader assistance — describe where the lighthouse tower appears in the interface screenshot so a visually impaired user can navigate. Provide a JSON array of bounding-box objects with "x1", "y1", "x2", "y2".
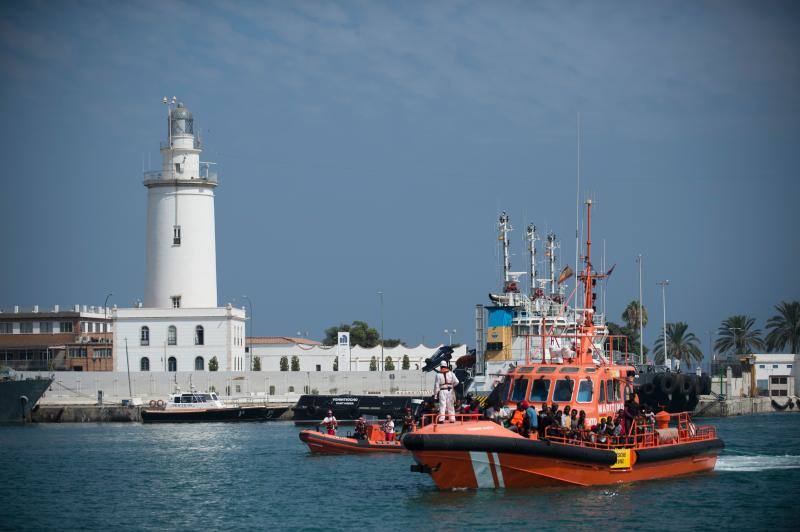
[{"x1": 143, "y1": 101, "x2": 218, "y2": 308}]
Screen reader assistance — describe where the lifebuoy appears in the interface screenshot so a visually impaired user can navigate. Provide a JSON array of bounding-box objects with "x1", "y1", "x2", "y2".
[
  {"x1": 659, "y1": 374, "x2": 678, "y2": 395},
  {"x1": 149, "y1": 400, "x2": 157, "y2": 407},
  {"x1": 156, "y1": 399, "x2": 165, "y2": 408},
  {"x1": 642, "y1": 383, "x2": 656, "y2": 396}
]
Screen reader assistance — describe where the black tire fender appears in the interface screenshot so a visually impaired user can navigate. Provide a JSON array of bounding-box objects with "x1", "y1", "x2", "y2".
[{"x1": 659, "y1": 374, "x2": 678, "y2": 395}]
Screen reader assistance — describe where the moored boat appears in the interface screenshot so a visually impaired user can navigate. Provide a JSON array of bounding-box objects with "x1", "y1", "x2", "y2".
[{"x1": 142, "y1": 391, "x2": 286, "y2": 423}]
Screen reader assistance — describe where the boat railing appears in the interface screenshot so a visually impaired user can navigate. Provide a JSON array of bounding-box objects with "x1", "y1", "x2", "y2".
[
  {"x1": 420, "y1": 412, "x2": 484, "y2": 428},
  {"x1": 542, "y1": 412, "x2": 716, "y2": 450},
  {"x1": 515, "y1": 333, "x2": 630, "y2": 365}
]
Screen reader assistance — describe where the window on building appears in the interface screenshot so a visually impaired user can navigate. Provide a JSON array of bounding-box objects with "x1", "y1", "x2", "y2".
[
  {"x1": 195, "y1": 325, "x2": 204, "y2": 345},
  {"x1": 171, "y1": 296, "x2": 181, "y2": 309},
  {"x1": 315, "y1": 364, "x2": 321, "y2": 372},
  {"x1": 773, "y1": 364, "x2": 779, "y2": 369},
  {"x1": 759, "y1": 364, "x2": 765, "y2": 369},
  {"x1": 173, "y1": 225, "x2": 181, "y2": 246},
  {"x1": 93, "y1": 348, "x2": 112, "y2": 358},
  {"x1": 60, "y1": 321, "x2": 73, "y2": 333},
  {"x1": 40, "y1": 322, "x2": 53, "y2": 333},
  {"x1": 789, "y1": 364, "x2": 793, "y2": 369},
  {"x1": 140, "y1": 357, "x2": 150, "y2": 371},
  {"x1": 20, "y1": 322, "x2": 33, "y2": 333},
  {"x1": 68, "y1": 347, "x2": 87, "y2": 358},
  {"x1": 102, "y1": 323, "x2": 108, "y2": 333},
  {"x1": 168, "y1": 325, "x2": 177, "y2": 346},
  {"x1": 140, "y1": 326, "x2": 150, "y2": 346},
  {"x1": 0, "y1": 323, "x2": 12, "y2": 334},
  {"x1": 168, "y1": 357, "x2": 177, "y2": 372},
  {"x1": 195, "y1": 356, "x2": 204, "y2": 371}
]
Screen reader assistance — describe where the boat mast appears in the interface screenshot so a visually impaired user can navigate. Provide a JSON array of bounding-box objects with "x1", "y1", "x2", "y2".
[
  {"x1": 546, "y1": 233, "x2": 557, "y2": 296},
  {"x1": 526, "y1": 224, "x2": 538, "y2": 297},
  {"x1": 577, "y1": 199, "x2": 596, "y2": 365},
  {"x1": 499, "y1": 212, "x2": 511, "y2": 287}
]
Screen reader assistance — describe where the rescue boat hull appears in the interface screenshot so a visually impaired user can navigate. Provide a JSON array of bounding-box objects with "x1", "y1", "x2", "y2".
[
  {"x1": 404, "y1": 425, "x2": 724, "y2": 489},
  {"x1": 299, "y1": 429, "x2": 406, "y2": 454}
]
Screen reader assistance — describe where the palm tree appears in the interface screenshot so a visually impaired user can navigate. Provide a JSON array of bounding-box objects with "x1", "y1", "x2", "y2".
[
  {"x1": 714, "y1": 315, "x2": 765, "y2": 358},
  {"x1": 765, "y1": 301, "x2": 800, "y2": 354},
  {"x1": 653, "y1": 322, "x2": 703, "y2": 369},
  {"x1": 622, "y1": 300, "x2": 648, "y2": 332}
]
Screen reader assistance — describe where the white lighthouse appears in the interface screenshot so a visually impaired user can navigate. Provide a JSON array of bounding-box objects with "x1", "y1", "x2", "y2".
[
  {"x1": 113, "y1": 99, "x2": 246, "y2": 374},
  {"x1": 143, "y1": 101, "x2": 217, "y2": 309}
]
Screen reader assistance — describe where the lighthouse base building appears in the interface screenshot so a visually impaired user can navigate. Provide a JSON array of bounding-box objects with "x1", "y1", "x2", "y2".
[{"x1": 113, "y1": 100, "x2": 246, "y2": 373}]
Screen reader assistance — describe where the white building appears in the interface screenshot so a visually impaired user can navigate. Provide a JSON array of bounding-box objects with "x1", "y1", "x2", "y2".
[
  {"x1": 246, "y1": 338, "x2": 468, "y2": 372},
  {"x1": 114, "y1": 100, "x2": 246, "y2": 373},
  {"x1": 115, "y1": 305, "x2": 245, "y2": 372},
  {"x1": 752, "y1": 353, "x2": 796, "y2": 391}
]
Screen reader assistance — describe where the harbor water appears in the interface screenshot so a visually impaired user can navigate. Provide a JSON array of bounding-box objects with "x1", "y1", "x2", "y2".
[{"x1": 2, "y1": 414, "x2": 799, "y2": 531}]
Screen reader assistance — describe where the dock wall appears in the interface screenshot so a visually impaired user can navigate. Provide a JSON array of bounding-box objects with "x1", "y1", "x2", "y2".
[{"x1": 21, "y1": 370, "x2": 437, "y2": 405}]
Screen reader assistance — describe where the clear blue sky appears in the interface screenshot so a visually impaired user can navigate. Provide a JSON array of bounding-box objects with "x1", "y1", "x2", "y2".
[{"x1": 1, "y1": 1, "x2": 798, "y2": 362}]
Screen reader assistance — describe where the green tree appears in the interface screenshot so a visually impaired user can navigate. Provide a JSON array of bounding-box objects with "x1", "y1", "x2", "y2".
[
  {"x1": 291, "y1": 356, "x2": 300, "y2": 371},
  {"x1": 323, "y1": 321, "x2": 400, "y2": 348},
  {"x1": 607, "y1": 322, "x2": 648, "y2": 360},
  {"x1": 369, "y1": 356, "x2": 377, "y2": 371},
  {"x1": 715, "y1": 315, "x2": 765, "y2": 358},
  {"x1": 279, "y1": 356, "x2": 289, "y2": 371},
  {"x1": 765, "y1": 301, "x2": 800, "y2": 354},
  {"x1": 402, "y1": 354, "x2": 410, "y2": 370},
  {"x1": 653, "y1": 322, "x2": 703, "y2": 368},
  {"x1": 208, "y1": 356, "x2": 219, "y2": 372},
  {"x1": 385, "y1": 356, "x2": 395, "y2": 371},
  {"x1": 383, "y1": 339, "x2": 402, "y2": 348},
  {"x1": 333, "y1": 356, "x2": 338, "y2": 371},
  {"x1": 252, "y1": 356, "x2": 261, "y2": 371}
]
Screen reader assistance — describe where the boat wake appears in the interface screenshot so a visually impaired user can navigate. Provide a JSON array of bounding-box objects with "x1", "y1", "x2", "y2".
[{"x1": 715, "y1": 454, "x2": 800, "y2": 472}]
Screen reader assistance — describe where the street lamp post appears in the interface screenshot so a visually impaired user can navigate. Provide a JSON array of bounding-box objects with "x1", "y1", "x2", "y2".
[
  {"x1": 729, "y1": 327, "x2": 743, "y2": 360},
  {"x1": 378, "y1": 291, "x2": 384, "y2": 372},
  {"x1": 636, "y1": 255, "x2": 644, "y2": 364},
  {"x1": 242, "y1": 295, "x2": 254, "y2": 370},
  {"x1": 444, "y1": 329, "x2": 456, "y2": 345},
  {"x1": 104, "y1": 292, "x2": 113, "y2": 319},
  {"x1": 657, "y1": 280, "x2": 670, "y2": 370}
]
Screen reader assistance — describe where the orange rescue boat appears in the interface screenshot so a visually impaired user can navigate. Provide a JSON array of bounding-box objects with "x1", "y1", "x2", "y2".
[
  {"x1": 405, "y1": 200, "x2": 724, "y2": 489},
  {"x1": 300, "y1": 424, "x2": 405, "y2": 454}
]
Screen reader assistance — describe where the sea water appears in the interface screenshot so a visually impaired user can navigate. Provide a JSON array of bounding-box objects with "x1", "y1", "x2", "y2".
[{"x1": 1, "y1": 413, "x2": 799, "y2": 531}]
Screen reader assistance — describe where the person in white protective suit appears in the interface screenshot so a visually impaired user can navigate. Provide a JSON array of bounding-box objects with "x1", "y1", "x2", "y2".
[{"x1": 434, "y1": 360, "x2": 460, "y2": 422}]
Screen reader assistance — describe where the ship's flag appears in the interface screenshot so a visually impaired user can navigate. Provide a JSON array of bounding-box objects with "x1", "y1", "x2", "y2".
[
  {"x1": 557, "y1": 265, "x2": 574, "y2": 284},
  {"x1": 606, "y1": 263, "x2": 616, "y2": 277}
]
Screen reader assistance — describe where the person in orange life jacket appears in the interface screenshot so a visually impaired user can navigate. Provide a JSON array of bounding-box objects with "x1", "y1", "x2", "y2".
[
  {"x1": 353, "y1": 415, "x2": 367, "y2": 441},
  {"x1": 508, "y1": 401, "x2": 526, "y2": 432},
  {"x1": 383, "y1": 415, "x2": 396, "y2": 441},
  {"x1": 434, "y1": 361, "x2": 460, "y2": 422},
  {"x1": 322, "y1": 410, "x2": 338, "y2": 435}
]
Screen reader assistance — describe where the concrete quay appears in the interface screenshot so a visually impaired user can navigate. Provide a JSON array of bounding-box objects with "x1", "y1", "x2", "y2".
[{"x1": 693, "y1": 395, "x2": 799, "y2": 417}]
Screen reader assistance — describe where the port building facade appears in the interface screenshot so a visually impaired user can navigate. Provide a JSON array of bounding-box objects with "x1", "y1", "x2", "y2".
[{"x1": 0, "y1": 305, "x2": 113, "y2": 371}]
